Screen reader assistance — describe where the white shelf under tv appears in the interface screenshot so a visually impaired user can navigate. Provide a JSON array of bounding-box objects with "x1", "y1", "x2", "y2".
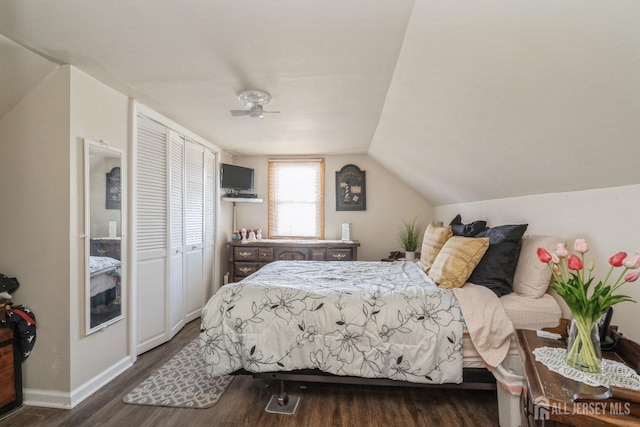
[{"x1": 222, "y1": 197, "x2": 263, "y2": 203}]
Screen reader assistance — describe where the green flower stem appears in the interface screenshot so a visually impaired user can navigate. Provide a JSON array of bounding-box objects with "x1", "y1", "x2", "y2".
[
  {"x1": 611, "y1": 267, "x2": 629, "y2": 289},
  {"x1": 566, "y1": 315, "x2": 601, "y2": 373}
]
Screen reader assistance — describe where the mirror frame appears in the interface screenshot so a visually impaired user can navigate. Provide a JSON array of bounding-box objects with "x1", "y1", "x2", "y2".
[{"x1": 84, "y1": 138, "x2": 125, "y2": 335}]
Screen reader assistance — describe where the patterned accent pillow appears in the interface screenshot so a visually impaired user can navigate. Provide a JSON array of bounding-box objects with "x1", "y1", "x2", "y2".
[
  {"x1": 418, "y1": 222, "x2": 453, "y2": 273},
  {"x1": 429, "y1": 236, "x2": 490, "y2": 289}
]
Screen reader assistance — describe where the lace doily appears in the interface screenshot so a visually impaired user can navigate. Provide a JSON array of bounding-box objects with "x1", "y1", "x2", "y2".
[{"x1": 533, "y1": 346, "x2": 640, "y2": 391}]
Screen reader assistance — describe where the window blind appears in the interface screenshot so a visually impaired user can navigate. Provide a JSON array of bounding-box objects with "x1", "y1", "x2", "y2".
[{"x1": 268, "y1": 159, "x2": 325, "y2": 239}]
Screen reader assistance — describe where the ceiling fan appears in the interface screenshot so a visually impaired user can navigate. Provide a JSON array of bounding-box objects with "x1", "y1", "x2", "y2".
[{"x1": 230, "y1": 90, "x2": 282, "y2": 119}]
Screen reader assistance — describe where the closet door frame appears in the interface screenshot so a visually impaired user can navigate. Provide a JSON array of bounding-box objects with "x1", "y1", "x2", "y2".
[{"x1": 168, "y1": 131, "x2": 186, "y2": 338}]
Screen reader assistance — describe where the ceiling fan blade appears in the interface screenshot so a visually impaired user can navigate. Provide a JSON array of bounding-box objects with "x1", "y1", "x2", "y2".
[
  {"x1": 230, "y1": 110, "x2": 250, "y2": 117},
  {"x1": 262, "y1": 110, "x2": 282, "y2": 114}
]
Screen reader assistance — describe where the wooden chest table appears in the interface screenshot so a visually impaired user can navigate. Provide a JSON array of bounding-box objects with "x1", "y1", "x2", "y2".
[
  {"x1": 0, "y1": 325, "x2": 22, "y2": 417},
  {"x1": 516, "y1": 329, "x2": 640, "y2": 426}
]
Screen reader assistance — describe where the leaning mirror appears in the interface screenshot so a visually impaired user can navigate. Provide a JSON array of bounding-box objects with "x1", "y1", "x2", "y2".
[{"x1": 84, "y1": 139, "x2": 124, "y2": 335}]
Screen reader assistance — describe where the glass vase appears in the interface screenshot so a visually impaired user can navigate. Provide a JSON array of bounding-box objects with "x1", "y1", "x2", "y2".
[{"x1": 565, "y1": 316, "x2": 602, "y2": 373}]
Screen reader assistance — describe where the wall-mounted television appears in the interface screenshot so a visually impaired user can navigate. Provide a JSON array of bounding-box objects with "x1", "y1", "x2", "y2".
[{"x1": 220, "y1": 163, "x2": 254, "y2": 191}]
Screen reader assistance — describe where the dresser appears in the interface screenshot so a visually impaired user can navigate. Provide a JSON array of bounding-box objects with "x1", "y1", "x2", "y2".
[
  {"x1": 0, "y1": 325, "x2": 22, "y2": 417},
  {"x1": 227, "y1": 240, "x2": 360, "y2": 283}
]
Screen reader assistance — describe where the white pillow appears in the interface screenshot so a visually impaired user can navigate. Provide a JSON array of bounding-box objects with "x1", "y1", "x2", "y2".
[{"x1": 512, "y1": 234, "x2": 564, "y2": 298}]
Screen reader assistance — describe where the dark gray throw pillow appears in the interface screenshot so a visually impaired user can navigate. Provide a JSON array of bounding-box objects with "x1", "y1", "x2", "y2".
[
  {"x1": 449, "y1": 214, "x2": 488, "y2": 237},
  {"x1": 467, "y1": 224, "x2": 528, "y2": 297}
]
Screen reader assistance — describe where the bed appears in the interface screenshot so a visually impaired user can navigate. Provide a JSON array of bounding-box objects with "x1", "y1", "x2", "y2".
[
  {"x1": 199, "y1": 230, "x2": 564, "y2": 409},
  {"x1": 89, "y1": 256, "x2": 121, "y2": 309}
]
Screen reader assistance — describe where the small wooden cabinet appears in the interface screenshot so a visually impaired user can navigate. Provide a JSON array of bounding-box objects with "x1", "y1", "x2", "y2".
[
  {"x1": 0, "y1": 326, "x2": 22, "y2": 417},
  {"x1": 516, "y1": 328, "x2": 640, "y2": 426},
  {"x1": 227, "y1": 240, "x2": 360, "y2": 283}
]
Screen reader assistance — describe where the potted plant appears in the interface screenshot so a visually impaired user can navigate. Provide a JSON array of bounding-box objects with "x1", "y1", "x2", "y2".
[{"x1": 399, "y1": 217, "x2": 423, "y2": 261}]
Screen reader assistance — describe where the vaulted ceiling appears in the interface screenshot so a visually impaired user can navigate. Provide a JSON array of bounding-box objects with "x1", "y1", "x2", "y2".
[{"x1": 1, "y1": 1, "x2": 639, "y2": 205}]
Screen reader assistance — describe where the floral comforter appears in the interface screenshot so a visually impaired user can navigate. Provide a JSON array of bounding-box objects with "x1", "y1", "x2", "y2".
[{"x1": 199, "y1": 261, "x2": 463, "y2": 384}]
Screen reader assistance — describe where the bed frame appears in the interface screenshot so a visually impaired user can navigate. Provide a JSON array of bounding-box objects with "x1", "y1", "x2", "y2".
[{"x1": 235, "y1": 367, "x2": 497, "y2": 410}]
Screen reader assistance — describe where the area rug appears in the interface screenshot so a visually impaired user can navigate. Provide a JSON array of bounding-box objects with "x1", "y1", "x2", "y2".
[{"x1": 123, "y1": 339, "x2": 233, "y2": 408}]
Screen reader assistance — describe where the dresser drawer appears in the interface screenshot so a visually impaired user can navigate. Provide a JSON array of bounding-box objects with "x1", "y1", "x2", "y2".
[
  {"x1": 274, "y1": 247, "x2": 309, "y2": 261},
  {"x1": 327, "y1": 248, "x2": 353, "y2": 261},
  {"x1": 234, "y1": 247, "x2": 258, "y2": 262},
  {"x1": 234, "y1": 262, "x2": 258, "y2": 277},
  {"x1": 258, "y1": 248, "x2": 273, "y2": 262},
  {"x1": 310, "y1": 248, "x2": 326, "y2": 260},
  {"x1": 90, "y1": 239, "x2": 121, "y2": 260}
]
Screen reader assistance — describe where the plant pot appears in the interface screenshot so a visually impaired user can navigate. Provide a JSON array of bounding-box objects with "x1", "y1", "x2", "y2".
[
  {"x1": 404, "y1": 251, "x2": 416, "y2": 261},
  {"x1": 565, "y1": 316, "x2": 602, "y2": 373}
]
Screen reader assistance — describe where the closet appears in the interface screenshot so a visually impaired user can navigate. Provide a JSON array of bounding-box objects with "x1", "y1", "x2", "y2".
[{"x1": 135, "y1": 114, "x2": 216, "y2": 355}]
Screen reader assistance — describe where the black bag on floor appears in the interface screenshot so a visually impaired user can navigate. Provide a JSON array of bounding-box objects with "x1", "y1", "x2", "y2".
[{"x1": 7, "y1": 305, "x2": 36, "y2": 361}]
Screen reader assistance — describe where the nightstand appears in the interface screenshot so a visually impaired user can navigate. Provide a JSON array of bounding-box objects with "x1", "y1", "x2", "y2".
[
  {"x1": 380, "y1": 251, "x2": 421, "y2": 262},
  {"x1": 516, "y1": 329, "x2": 640, "y2": 426}
]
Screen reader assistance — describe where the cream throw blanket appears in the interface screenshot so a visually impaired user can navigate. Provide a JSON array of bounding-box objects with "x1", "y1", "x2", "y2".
[{"x1": 452, "y1": 283, "x2": 515, "y2": 367}]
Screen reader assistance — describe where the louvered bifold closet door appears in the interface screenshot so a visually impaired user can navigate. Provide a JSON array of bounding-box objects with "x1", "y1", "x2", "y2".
[
  {"x1": 203, "y1": 148, "x2": 216, "y2": 295},
  {"x1": 168, "y1": 131, "x2": 185, "y2": 337},
  {"x1": 184, "y1": 140, "x2": 204, "y2": 321},
  {"x1": 136, "y1": 115, "x2": 169, "y2": 354}
]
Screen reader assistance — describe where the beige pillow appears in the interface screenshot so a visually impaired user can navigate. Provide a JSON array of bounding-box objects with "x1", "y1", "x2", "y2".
[
  {"x1": 429, "y1": 236, "x2": 490, "y2": 289},
  {"x1": 419, "y1": 222, "x2": 453, "y2": 273},
  {"x1": 513, "y1": 234, "x2": 564, "y2": 298}
]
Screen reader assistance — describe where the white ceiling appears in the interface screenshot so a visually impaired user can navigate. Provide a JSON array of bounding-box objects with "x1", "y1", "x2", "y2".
[{"x1": 1, "y1": 0, "x2": 639, "y2": 205}]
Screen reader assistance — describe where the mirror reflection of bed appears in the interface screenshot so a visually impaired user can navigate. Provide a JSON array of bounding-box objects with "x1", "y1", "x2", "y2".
[
  {"x1": 89, "y1": 253, "x2": 121, "y2": 329},
  {"x1": 85, "y1": 139, "x2": 124, "y2": 334}
]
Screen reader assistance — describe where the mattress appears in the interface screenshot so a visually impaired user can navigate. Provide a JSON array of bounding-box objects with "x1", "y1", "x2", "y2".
[
  {"x1": 500, "y1": 292, "x2": 562, "y2": 330},
  {"x1": 90, "y1": 271, "x2": 120, "y2": 297}
]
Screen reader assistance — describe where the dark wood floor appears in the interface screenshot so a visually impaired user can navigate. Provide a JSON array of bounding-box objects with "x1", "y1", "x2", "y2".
[{"x1": 0, "y1": 320, "x2": 500, "y2": 427}]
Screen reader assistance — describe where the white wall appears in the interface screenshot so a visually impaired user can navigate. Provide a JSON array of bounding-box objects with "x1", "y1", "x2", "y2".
[
  {"x1": 232, "y1": 154, "x2": 434, "y2": 262},
  {"x1": 434, "y1": 184, "x2": 640, "y2": 342},
  {"x1": 0, "y1": 66, "x2": 71, "y2": 395},
  {"x1": 0, "y1": 64, "x2": 134, "y2": 407},
  {"x1": 69, "y1": 67, "x2": 130, "y2": 394}
]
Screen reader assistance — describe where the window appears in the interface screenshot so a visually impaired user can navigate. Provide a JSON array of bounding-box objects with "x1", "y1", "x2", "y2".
[{"x1": 268, "y1": 159, "x2": 325, "y2": 239}]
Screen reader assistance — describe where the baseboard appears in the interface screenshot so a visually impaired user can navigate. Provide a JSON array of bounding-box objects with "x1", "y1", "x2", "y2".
[{"x1": 23, "y1": 355, "x2": 133, "y2": 409}]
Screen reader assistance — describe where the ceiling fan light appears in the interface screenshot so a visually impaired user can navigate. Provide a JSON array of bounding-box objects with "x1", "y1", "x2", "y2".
[{"x1": 238, "y1": 90, "x2": 272, "y2": 106}]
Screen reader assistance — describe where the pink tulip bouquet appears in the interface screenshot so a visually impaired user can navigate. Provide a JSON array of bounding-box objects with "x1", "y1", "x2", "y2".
[{"x1": 537, "y1": 239, "x2": 638, "y2": 373}]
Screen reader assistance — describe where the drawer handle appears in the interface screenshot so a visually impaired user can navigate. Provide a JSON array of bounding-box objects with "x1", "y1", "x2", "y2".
[
  {"x1": 332, "y1": 253, "x2": 347, "y2": 259},
  {"x1": 238, "y1": 267, "x2": 253, "y2": 274},
  {"x1": 238, "y1": 251, "x2": 252, "y2": 258}
]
